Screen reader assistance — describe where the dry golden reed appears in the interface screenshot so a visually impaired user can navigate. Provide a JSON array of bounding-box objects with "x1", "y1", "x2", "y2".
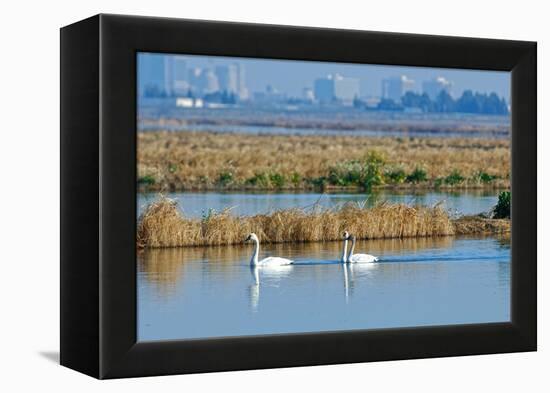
[
  {"x1": 453, "y1": 216, "x2": 510, "y2": 235},
  {"x1": 137, "y1": 196, "x2": 458, "y2": 249},
  {"x1": 137, "y1": 131, "x2": 510, "y2": 191}
]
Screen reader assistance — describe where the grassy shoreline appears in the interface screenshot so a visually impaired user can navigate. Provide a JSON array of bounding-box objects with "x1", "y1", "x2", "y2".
[
  {"x1": 138, "y1": 131, "x2": 510, "y2": 192},
  {"x1": 139, "y1": 183, "x2": 510, "y2": 193},
  {"x1": 137, "y1": 197, "x2": 510, "y2": 249},
  {"x1": 139, "y1": 113, "x2": 510, "y2": 135}
]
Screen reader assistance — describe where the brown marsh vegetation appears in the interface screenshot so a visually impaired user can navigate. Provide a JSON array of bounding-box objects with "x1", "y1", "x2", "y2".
[
  {"x1": 137, "y1": 131, "x2": 510, "y2": 191},
  {"x1": 137, "y1": 196, "x2": 510, "y2": 249}
]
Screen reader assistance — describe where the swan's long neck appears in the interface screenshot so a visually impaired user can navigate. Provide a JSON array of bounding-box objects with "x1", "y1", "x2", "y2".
[
  {"x1": 341, "y1": 238, "x2": 348, "y2": 263},
  {"x1": 250, "y1": 238, "x2": 260, "y2": 265},
  {"x1": 348, "y1": 237, "x2": 356, "y2": 261}
]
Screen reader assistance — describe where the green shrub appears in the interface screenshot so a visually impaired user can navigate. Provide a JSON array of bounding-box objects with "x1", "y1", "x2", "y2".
[
  {"x1": 364, "y1": 151, "x2": 386, "y2": 166},
  {"x1": 311, "y1": 176, "x2": 328, "y2": 189},
  {"x1": 362, "y1": 164, "x2": 384, "y2": 190},
  {"x1": 385, "y1": 167, "x2": 407, "y2": 183},
  {"x1": 327, "y1": 152, "x2": 385, "y2": 190},
  {"x1": 473, "y1": 171, "x2": 497, "y2": 183},
  {"x1": 138, "y1": 175, "x2": 156, "y2": 185},
  {"x1": 328, "y1": 161, "x2": 362, "y2": 186},
  {"x1": 217, "y1": 171, "x2": 234, "y2": 186},
  {"x1": 269, "y1": 173, "x2": 286, "y2": 188},
  {"x1": 444, "y1": 170, "x2": 465, "y2": 185},
  {"x1": 246, "y1": 172, "x2": 269, "y2": 187},
  {"x1": 290, "y1": 172, "x2": 301, "y2": 186},
  {"x1": 361, "y1": 152, "x2": 385, "y2": 190},
  {"x1": 246, "y1": 172, "x2": 286, "y2": 188},
  {"x1": 406, "y1": 168, "x2": 428, "y2": 183},
  {"x1": 493, "y1": 191, "x2": 510, "y2": 219}
]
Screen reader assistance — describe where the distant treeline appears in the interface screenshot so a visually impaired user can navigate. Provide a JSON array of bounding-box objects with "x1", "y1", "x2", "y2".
[
  {"x1": 144, "y1": 85, "x2": 508, "y2": 116},
  {"x1": 355, "y1": 90, "x2": 509, "y2": 115}
]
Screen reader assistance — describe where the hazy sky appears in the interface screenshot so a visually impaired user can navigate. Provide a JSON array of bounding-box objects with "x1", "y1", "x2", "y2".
[{"x1": 152, "y1": 53, "x2": 510, "y2": 99}]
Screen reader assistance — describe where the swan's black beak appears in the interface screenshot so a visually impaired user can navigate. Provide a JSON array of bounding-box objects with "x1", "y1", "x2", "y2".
[{"x1": 244, "y1": 235, "x2": 251, "y2": 242}]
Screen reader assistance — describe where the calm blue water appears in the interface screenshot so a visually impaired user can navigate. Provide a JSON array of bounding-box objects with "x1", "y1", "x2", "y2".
[
  {"x1": 137, "y1": 236, "x2": 510, "y2": 341},
  {"x1": 138, "y1": 123, "x2": 509, "y2": 139},
  {"x1": 137, "y1": 190, "x2": 500, "y2": 218}
]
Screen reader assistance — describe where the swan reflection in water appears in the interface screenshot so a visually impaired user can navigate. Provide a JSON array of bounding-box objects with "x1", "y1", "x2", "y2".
[
  {"x1": 342, "y1": 261, "x2": 379, "y2": 303},
  {"x1": 246, "y1": 233, "x2": 383, "y2": 310},
  {"x1": 248, "y1": 261, "x2": 380, "y2": 310},
  {"x1": 248, "y1": 264, "x2": 294, "y2": 311},
  {"x1": 138, "y1": 235, "x2": 457, "y2": 310},
  {"x1": 137, "y1": 235, "x2": 510, "y2": 341}
]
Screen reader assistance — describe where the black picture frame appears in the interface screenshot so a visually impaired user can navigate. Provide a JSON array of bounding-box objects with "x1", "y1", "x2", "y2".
[{"x1": 60, "y1": 14, "x2": 536, "y2": 379}]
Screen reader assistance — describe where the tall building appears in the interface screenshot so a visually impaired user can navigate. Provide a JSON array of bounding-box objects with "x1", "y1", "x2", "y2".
[
  {"x1": 187, "y1": 67, "x2": 202, "y2": 93},
  {"x1": 216, "y1": 63, "x2": 248, "y2": 98},
  {"x1": 201, "y1": 69, "x2": 219, "y2": 94},
  {"x1": 234, "y1": 63, "x2": 248, "y2": 99},
  {"x1": 314, "y1": 74, "x2": 360, "y2": 104},
  {"x1": 137, "y1": 53, "x2": 173, "y2": 97},
  {"x1": 334, "y1": 75, "x2": 360, "y2": 102},
  {"x1": 381, "y1": 75, "x2": 415, "y2": 102},
  {"x1": 187, "y1": 67, "x2": 219, "y2": 95},
  {"x1": 215, "y1": 64, "x2": 239, "y2": 94},
  {"x1": 422, "y1": 76, "x2": 453, "y2": 99},
  {"x1": 172, "y1": 56, "x2": 188, "y2": 96},
  {"x1": 314, "y1": 77, "x2": 334, "y2": 103}
]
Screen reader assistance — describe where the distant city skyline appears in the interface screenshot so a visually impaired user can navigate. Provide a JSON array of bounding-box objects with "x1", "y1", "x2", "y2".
[{"x1": 138, "y1": 52, "x2": 510, "y2": 102}]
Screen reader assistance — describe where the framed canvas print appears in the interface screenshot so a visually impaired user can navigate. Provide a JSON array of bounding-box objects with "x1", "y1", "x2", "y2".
[{"x1": 60, "y1": 14, "x2": 536, "y2": 379}]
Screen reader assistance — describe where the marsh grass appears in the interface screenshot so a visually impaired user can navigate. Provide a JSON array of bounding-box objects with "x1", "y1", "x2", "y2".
[
  {"x1": 453, "y1": 216, "x2": 510, "y2": 234},
  {"x1": 137, "y1": 131, "x2": 510, "y2": 191},
  {"x1": 137, "y1": 196, "x2": 460, "y2": 248}
]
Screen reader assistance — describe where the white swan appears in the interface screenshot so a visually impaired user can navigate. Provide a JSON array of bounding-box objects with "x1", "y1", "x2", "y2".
[
  {"x1": 347, "y1": 235, "x2": 379, "y2": 263},
  {"x1": 341, "y1": 231, "x2": 350, "y2": 263},
  {"x1": 245, "y1": 233, "x2": 294, "y2": 266}
]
